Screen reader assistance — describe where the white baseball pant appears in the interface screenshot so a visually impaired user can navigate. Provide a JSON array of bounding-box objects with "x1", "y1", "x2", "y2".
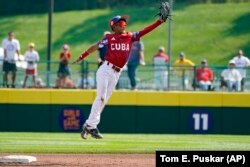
[{"x1": 85, "y1": 61, "x2": 121, "y2": 128}]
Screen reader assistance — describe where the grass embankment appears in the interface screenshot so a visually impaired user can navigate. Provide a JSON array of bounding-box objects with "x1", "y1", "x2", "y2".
[{"x1": 0, "y1": 2, "x2": 249, "y2": 69}]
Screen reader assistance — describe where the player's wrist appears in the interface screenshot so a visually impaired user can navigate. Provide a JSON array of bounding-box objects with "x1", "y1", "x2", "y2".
[
  {"x1": 79, "y1": 51, "x2": 89, "y2": 61},
  {"x1": 157, "y1": 19, "x2": 164, "y2": 23}
]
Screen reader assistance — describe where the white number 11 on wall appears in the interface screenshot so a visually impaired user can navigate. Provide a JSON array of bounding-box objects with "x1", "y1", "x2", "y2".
[{"x1": 192, "y1": 113, "x2": 209, "y2": 131}]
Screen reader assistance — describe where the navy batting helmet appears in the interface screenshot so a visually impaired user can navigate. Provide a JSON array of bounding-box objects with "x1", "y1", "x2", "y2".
[{"x1": 109, "y1": 15, "x2": 127, "y2": 31}]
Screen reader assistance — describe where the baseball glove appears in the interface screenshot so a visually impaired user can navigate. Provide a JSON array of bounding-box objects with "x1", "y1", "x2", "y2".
[{"x1": 156, "y1": 1, "x2": 171, "y2": 22}]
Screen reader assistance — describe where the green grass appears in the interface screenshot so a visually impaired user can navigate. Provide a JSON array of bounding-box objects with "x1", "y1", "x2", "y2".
[
  {"x1": 0, "y1": 2, "x2": 250, "y2": 68},
  {"x1": 0, "y1": 133, "x2": 250, "y2": 154}
]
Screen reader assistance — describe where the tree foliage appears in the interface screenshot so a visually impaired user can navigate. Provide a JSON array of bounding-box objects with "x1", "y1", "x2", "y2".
[{"x1": 0, "y1": 0, "x2": 249, "y2": 16}]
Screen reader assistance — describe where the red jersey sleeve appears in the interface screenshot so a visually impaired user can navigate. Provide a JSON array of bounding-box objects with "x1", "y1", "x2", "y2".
[{"x1": 139, "y1": 20, "x2": 162, "y2": 38}]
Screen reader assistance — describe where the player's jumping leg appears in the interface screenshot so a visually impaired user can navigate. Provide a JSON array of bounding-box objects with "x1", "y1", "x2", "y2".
[
  {"x1": 80, "y1": 125, "x2": 89, "y2": 139},
  {"x1": 80, "y1": 67, "x2": 108, "y2": 139},
  {"x1": 81, "y1": 123, "x2": 103, "y2": 139},
  {"x1": 80, "y1": 64, "x2": 120, "y2": 139}
]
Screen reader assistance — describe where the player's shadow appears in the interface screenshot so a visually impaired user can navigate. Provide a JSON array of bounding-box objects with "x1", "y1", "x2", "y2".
[
  {"x1": 229, "y1": 13, "x2": 250, "y2": 36},
  {"x1": 218, "y1": 12, "x2": 250, "y2": 63},
  {"x1": 228, "y1": 12, "x2": 250, "y2": 54}
]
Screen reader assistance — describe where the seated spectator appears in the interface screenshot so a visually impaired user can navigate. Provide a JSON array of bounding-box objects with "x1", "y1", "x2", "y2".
[
  {"x1": 55, "y1": 77, "x2": 75, "y2": 89},
  {"x1": 232, "y1": 49, "x2": 250, "y2": 91},
  {"x1": 65, "y1": 78, "x2": 76, "y2": 88},
  {"x1": 220, "y1": 60, "x2": 242, "y2": 92},
  {"x1": 152, "y1": 46, "x2": 169, "y2": 90},
  {"x1": 195, "y1": 59, "x2": 214, "y2": 91},
  {"x1": 22, "y1": 43, "x2": 40, "y2": 88},
  {"x1": 36, "y1": 78, "x2": 45, "y2": 88}
]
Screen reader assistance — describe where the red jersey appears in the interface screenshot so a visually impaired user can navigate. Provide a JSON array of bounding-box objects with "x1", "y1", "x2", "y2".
[
  {"x1": 101, "y1": 32, "x2": 139, "y2": 68},
  {"x1": 97, "y1": 20, "x2": 162, "y2": 68},
  {"x1": 196, "y1": 68, "x2": 214, "y2": 82}
]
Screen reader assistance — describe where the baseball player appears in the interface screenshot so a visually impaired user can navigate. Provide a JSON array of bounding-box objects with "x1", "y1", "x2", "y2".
[{"x1": 73, "y1": 5, "x2": 170, "y2": 139}]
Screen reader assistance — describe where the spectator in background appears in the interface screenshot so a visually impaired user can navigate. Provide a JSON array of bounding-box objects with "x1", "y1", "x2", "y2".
[
  {"x1": 174, "y1": 52, "x2": 195, "y2": 90},
  {"x1": 2, "y1": 31, "x2": 20, "y2": 88},
  {"x1": 22, "y1": 43, "x2": 40, "y2": 88},
  {"x1": 97, "y1": 31, "x2": 111, "y2": 68},
  {"x1": 64, "y1": 78, "x2": 76, "y2": 89},
  {"x1": 36, "y1": 78, "x2": 45, "y2": 88},
  {"x1": 221, "y1": 60, "x2": 242, "y2": 92},
  {"x1": 232, "y1": 49, "x2": 250, "y2": 91},
  {"x1": 56, "y1": 44, "x2": 71, "y2": 88},
  {"x1": 195, "y1": 59, "x2": 214, "y2": 91},
  {"x1": 152, "y1": 46, "x2": 169, "y2": 90},
  {"x1": 127, "y1": 41, "x2": 145, "y2": 90},
  {"x1": 55, "y1": 77, "x2": 75, "y2": 89}
]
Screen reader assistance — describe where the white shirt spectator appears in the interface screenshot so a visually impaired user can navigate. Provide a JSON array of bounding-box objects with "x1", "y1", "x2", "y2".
[
  {"x1": 153, "y1": 57, "x2": 168, "y2": 70},
  {"x1": 152, "y1": 47, "x2": 169, "y2": 90},
  {"x1": 221, "y1": 68, "x2": 242, "y2": 82},
  {"x1": 232, "y1": 56, "x2": 250, "y2": 78},
  {"x1": 24, "y1": 50, "x2": 39, "y2": 69},
  {"x1": 2, "y1": 38, "x2": 20, "y2": 63}
]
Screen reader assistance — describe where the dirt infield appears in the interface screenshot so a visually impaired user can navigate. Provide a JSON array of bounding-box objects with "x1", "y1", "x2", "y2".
[{"x1": 0, "y1": 154, "x2": 155, "y2": 167}]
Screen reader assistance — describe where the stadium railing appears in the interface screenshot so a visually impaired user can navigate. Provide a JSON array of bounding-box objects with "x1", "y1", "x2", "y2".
[{"x1": 0, "y1": 60, "x2": 249, "y2": 92}]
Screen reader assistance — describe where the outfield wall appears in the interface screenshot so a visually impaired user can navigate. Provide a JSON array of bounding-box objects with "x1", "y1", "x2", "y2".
[{"x1": 0, "y1": 89, "x2": 250, "y2": 134}]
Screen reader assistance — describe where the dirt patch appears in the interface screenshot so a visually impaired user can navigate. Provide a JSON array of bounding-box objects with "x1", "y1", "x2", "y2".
[{"x1": 0, "y1": 154, "x2": 155, "y2": 167}]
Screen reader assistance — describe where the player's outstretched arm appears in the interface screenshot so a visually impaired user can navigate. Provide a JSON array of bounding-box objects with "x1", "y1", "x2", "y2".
[
  {"x1": 73, "y1": 44, "x2": 99, "y2": 64},
  {"x1": 139, "y1": 19, "x2": 163, "y2": 38}
]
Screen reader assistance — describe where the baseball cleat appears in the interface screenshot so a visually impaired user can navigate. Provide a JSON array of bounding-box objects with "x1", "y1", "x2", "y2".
[
  {"x1": 82, "y1": 124, "x2": 103, "y2": 139},
  {"x1": 80, "y1": 130, "x2": 89, "y2": 139},
  {"x1": 88, "y1": 128, "x2": 103, "y2": 139}
]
